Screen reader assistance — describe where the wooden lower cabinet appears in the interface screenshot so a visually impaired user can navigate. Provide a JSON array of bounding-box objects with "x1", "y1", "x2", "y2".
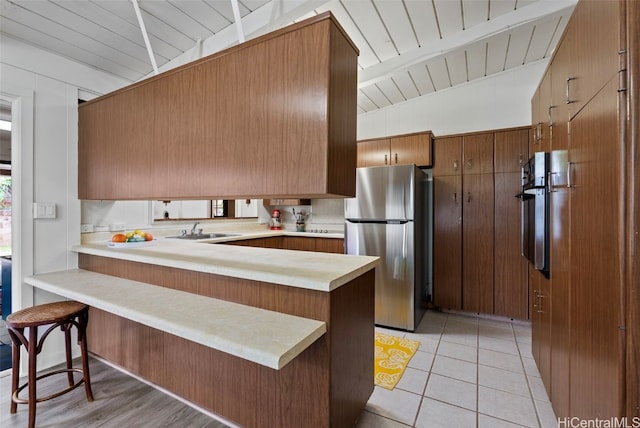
[
  {"x1": 226, "y1": 236, "x2": 344, "y2": 253},
  {"x1": 82, "y1": 254, "x2": 374, "y2": 428},
  {"x1": 530, "y1": 267, "x2": 551, "y2": 392}
]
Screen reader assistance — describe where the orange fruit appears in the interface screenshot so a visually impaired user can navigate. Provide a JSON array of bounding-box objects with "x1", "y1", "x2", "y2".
[
  {"x1": 145, "y1": 232, "x2": 154, "y2": 241},
  {"x1": 112, "y1": 233, "x2": 127, "y2": 243}
]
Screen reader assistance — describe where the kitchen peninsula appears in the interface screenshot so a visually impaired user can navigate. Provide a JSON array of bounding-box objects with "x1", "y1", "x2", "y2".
[{"x1": 26, "y1": 236, "x2": 378, "y2": 428}]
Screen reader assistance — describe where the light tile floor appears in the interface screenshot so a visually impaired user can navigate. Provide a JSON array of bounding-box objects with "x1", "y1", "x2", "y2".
[{"x1": 357, "y1": 310, "x2": 558, "y2": 428}]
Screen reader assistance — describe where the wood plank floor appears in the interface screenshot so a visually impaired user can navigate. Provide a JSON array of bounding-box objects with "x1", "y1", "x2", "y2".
[{"x1": 0, "y1": 357, "x2": 230, "y2": 428}]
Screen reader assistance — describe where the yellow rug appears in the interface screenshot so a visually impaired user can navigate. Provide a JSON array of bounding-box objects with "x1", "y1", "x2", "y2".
[{"x1": 374, "y1": 333, "x2": 421, "y2": 390}]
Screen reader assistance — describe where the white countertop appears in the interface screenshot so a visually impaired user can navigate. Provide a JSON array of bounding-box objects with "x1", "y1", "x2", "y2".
[
  {"x1": 72, "y1": 234, "x2": 378, "y2": 292},
  {"x1": 25, "y1": 269, "x2": 327, "y2": 370}
]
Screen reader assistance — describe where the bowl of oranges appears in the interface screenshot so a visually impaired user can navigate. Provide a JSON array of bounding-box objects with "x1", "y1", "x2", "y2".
[{"x1": 108, "y1": 230, "x2": 155, "y2": 248}]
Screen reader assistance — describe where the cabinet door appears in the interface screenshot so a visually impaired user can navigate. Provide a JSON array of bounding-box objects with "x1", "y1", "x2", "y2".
[
  {"x1": 462, "y1": 173, "x2": 494, "y2": 313},
  {"x1": 284, "y1": 236, "x2": 316, "y2": 251},
  {"x1": 569, "y1": 79, "x2": 622, "y2": 419},
  {"x1": 549, "y1": 42, "x2": 571, "y2": 418},
  {"x1": 357, "y1": 139, "x2": 390, "y2": 167},
  {"x1": 537, "y1": 71, "x2": 552, "y2": 153},
  {"x1": 494, "y1": 129, "x2": 529, "y2": 173},
  {"x1": 156, "y1": 67, "x2": 205, "y2": 198},
  {"x1": 493, "y1": 172, "x2": 528, "y2": 319},
  {"x1": 390, "y1": 133, "x2": 431, "y2": 166},
  {"x1": 315, "y1": 238, "x2": 344, "y2": 254},
  {"x1": 462, "y1": 133, "x2": 493, "y2": 174},
  {"x1": 432, "y1": 136, "x2": 462, "y2": 176},
  {"x1": 432, "y1": 175, "x2": 462, "y2": 310},
  {"x1": 531, "y1": 268, "x2": 551, "y2": 392},
  {"x1": 566, "y1": 0, "x2": 621, "y2": 120}
]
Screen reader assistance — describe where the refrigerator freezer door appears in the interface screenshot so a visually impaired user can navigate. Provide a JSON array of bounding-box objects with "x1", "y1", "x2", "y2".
[
  {"x1": 344, "y1": 165, "x2": 415, "y2": 221},
  {"x1": 345, "y1": 220, "x2": 416, "y2": 330}
]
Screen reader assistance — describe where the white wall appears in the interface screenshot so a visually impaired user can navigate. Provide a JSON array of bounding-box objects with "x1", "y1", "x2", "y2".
[
  {"x1": 357, "y1": 60, "x2": 547, "y2": 139},
  {"x1": 0, "y1": 36, "x2": 129, "y2": 370}
]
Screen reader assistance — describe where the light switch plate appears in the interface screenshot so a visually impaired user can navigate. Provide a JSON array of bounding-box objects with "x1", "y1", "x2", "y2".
[{"x1": 33, "y1": 202, "x2": 56, "y2": 219}]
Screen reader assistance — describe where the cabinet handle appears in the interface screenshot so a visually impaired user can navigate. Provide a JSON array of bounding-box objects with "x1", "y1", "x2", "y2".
[
  {"x1": 466, "y1": 159, "x2": 472, "y2": 170},
  {"x1": 394, "y1": 153, "x2": 398, "y2": 164},
  {"x1": 547, "y1": 171, "x2": 555, "y2": 193},
  {"x1": 384, "y1": 154, "x2": 388, "y2": 165},
  {"x1": 453, "y1": 192, "x2": 457, "y2": 202},
  {"x1": 519, "y1": 154, "x2": 523, "y2": 166},
  {"x1": 548, "y1": 105, "x2": 556, "y2": 126},
  {"x1": 533, "y1": 291, "x2": 539, "y2": 308},
  {"x1": 567, "y1": 161, "x2": 573, "y2": 188},
  {"x1": 467, "y1": 192, "x2": 471, "y2": 203},
  {"x1": 537, "y1": 292, "x2": 545, "y2": 313},
  {"x1": 566, "y1": 77, "x2": 576, "y2": 104},
  {"x1": 453, "y1": 160, "x2": 459, "y2": 171}
]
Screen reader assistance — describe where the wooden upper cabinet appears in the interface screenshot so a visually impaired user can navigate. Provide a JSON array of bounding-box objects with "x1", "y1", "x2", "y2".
[
  {"x1": 432, "y1": 136, "x2": 462, "y2": 176},
  {"x1": 78, "y1": 13, "x2": 359, "y2": 200},
  {"x1": 390, "y1": 133, "x2": 432, "y2": 167},
  {"x1": 356, "y1": 131, "x2": 432, "y2": 168},
  {"x1": 357, "y1": 139, "x2": 390, "y2": 167},
  {"x1": 494, "y1": 129, "x2": 529, "y2": 173},
  {"x1": 566, "y1": 0, "x2": 621, "y2": 120},
  {"x1": 462, "y1": 133, "x2": 494, "y2": 174}
]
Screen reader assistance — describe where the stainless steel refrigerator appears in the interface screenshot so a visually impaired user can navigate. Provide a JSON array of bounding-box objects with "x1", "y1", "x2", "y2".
[{"x1": 344, "y1": 165, "x2": 432, "y2": 331}]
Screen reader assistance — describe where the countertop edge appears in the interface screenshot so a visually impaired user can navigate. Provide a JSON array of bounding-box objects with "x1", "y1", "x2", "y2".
[{"x1": 25, "y1": 269, "x2": 327, "y2": 370}]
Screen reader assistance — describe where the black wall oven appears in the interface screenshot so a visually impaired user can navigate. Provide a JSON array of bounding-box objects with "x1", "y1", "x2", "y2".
[{"x1": 516, "y1": 152, "x2": 550, "y2": 276}]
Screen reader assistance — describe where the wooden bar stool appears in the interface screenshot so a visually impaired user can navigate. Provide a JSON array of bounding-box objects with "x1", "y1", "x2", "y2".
[{"x1": 6, "y1": 301, "x2": 94, "y2": 428}]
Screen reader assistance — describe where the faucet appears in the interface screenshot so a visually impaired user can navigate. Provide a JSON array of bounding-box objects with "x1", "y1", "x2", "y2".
[{"x1": 190, "y1": 221, "x2": 200, "y2": 235}]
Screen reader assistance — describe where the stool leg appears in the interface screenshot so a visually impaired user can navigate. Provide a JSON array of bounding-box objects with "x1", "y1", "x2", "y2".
[
  {"x1": 8, "y1": 327, "x2": 22, "y2": 414},
  {"x1": 64, "y1": 322, "x2": 74, "y2": 387},
  {"x1": 27, "y1": 326, "x2": 38, "y2": 428},
  {"x1": 78, "y1": 309, "x2": 94, "y2": 402}
]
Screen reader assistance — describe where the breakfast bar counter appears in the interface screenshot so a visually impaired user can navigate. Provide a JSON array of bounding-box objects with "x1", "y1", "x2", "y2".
[{"x1": 59, "y1": 237, "x2": 378, "y2": 428}]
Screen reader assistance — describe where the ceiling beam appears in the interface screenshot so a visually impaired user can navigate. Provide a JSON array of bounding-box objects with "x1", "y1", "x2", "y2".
[{"x1": 357, "y1": 0, "x2": 577, "y2": 89}]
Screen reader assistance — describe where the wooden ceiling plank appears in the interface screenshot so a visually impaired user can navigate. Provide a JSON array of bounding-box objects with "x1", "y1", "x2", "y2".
[
  {"x1": 484, "y1": 32, "x2": 509, "y2": 75},
  {"x1": 203, "y1": 0, "x2": 250, "y2": 22},
  {"x1": 404, "y1": 0, "x2": 441, "y2": 46},
  {"x1": 341, "y1": 0, "x2": 398, "y2": 63},
  {"x1": 525, "y1": 13, "x2": 567, "y2": 62},
  {"x1": 139, "y1": 1, "x2": 214, "y2": 42},
  {"x1": 503, "y1": 25, "x2": 533, "y2": 68},
  {"x1": 169, "y1": 0, "x2": 232, "y2": 33},
  {"x1": 446, "y1": 50, "x2": 467, "y2": 86},
  {"x1": 0, "y1": 1, "x2": 155, "y2": 74},
  {"x1": 360, "y1": 85, "x2": 393, "y2": 109},
  {"x1": 358, "y1": 90, "x2": 380, "y2": 111},
  {"x1": 426, "y1": 57, "x2": 450, "y2": 91},
  {"x1": 489, "y1": 0, "x2": 516, "y2": 20},
  {"x1": 314, "y1": 1, "x2": 380, "y2": 69},
  {"x1": 52, "y1": 0, "x2": 178, "y2": 61},
  {"x1": 391, "y1": 72, "x2": 421, "y2": 100},
  {"x1": 462, "y1": 0, "x2": 489, "y2": 30},
  {"x1": 0, "y1": 18, "x2": 142, "y2": 82},
  {"x1": 376, "y1": 77, "x2": 407, "y2": 105},
  {"x1": 373, "y1": 0, "x2": 419, "y2": 54},
  {"x1": 357, "y1": 0, "x2": 576, "y2": 88},
  {"x1": 432, "y1": 0, "x2": 463, "y2": 38},
  {"x1": 465, "y1": 41, "x2": 487, "y2": 80},
  {"x1": 94, "y1": 0, "x2": 195, "y2": 51},
  {"x1": 239, "y1": 0, "x2": 271, "y2": 13},
  {"x1": 408, "y1": 65, "x2": 435, "y2": 96}
]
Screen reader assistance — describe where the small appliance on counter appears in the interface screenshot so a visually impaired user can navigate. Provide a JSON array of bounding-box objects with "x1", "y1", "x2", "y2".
[
  {"x1": 293, "y1": 208, "x2": 306, "y2": 232},
  {"x1": 270, "y1": 209, "x2": 282, "y2": 230}
]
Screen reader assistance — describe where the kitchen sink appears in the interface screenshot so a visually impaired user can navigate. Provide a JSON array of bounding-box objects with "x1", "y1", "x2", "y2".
[{"x1": 167, "y1": 233, "x2": 240, "y2": 240}]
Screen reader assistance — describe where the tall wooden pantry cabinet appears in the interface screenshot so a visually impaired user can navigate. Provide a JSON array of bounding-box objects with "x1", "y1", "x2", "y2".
[
  {"x1": 432, "y1": 128, "x2": 528, "y2": 319},
  {"x1": 529, "y1": 0, "x2": 639, "y2": 420}
]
